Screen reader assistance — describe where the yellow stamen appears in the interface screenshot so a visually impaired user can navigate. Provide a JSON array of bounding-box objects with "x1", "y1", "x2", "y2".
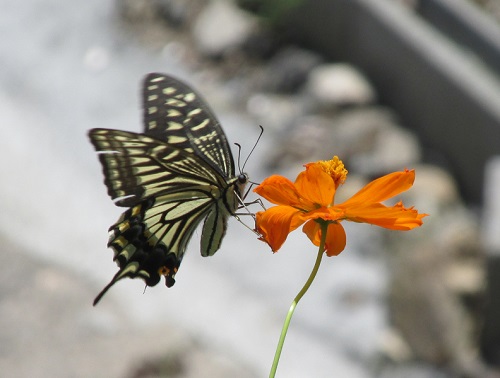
[{"x1": 316, "y1": 156, "x2": 348, "y2": 189}]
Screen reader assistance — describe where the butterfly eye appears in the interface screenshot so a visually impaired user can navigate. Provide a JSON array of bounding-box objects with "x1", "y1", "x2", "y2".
[{"x1": 238, "y1": 173, "x2": 248, "y2": 184}]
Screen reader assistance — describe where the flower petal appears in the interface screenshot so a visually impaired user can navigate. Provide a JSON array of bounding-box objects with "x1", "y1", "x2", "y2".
[
  {"x1": 294, "y1": 164, "x2": 335, "y2": 207},
  {"x1": 302, "y1": 206, "x2": 345, "y2": 223},
  {"x1": 256, "y1": 206, "x2": 305, "y2": 252},
  {"x1": 325, "y1": 223, "x2": 347, "y2": 256},
  {"x1": 302, "y1": 219, "x2": 321, "y2": 246},
  {"x1": 341, "y1": 169, "x2": 415, "y2": 207},
  {"x1": 302, "y1": 220, "x2": 347, "y2": 256},
  {"x1": 341, "y1": 201, "x2": 427, "y2": 230},
  {"x1": 254, "y1": 175, "x2": 315, "y2": 210}
]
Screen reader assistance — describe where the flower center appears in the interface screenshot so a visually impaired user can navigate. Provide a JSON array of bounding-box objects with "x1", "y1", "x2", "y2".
[{"x1": 316, "y1": 156, "x2": 348, "y2": 189}]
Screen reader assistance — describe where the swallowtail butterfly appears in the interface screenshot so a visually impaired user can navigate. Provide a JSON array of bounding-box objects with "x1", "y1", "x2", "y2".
[{"x1": 89, "y1": 73, "x2": 248, "y2": 305}]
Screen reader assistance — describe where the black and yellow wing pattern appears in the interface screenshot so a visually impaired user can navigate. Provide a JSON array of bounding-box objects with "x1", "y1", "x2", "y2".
[{"x1": 89, "y1": 73, "x2": 248, "y2": 305}]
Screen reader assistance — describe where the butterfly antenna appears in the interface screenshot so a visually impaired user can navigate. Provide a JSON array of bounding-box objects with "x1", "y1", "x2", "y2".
[
  {"x1": 241, "y1": 125, "x2": 264, "y2": 172},
  {"x1": 235, "y1": 142, "x2": 243, "y2": 173}
]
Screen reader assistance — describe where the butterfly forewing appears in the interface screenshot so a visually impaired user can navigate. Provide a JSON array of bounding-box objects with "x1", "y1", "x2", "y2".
[
  {"x1": 143, "y1": 73, "x2": 234, "y2": 178},
  {"x1": 89, "y1": 74, "x2": 247, "y2": 305},
  {"x1": 89, "y1": 129, "x2": 225, "y2": 207}
]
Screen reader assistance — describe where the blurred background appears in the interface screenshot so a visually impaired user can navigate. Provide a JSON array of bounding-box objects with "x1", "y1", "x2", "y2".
[{"x1": 2, "y1": 0, "x2": 500, "y2": 377}]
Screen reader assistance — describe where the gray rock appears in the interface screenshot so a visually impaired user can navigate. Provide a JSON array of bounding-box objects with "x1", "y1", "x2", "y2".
[
  {"x1": 246, "y1": 92, "x2": 310, "y2": 133},
  {"x1": 387, "y1": 165, "x2": 492, "y2": 378},
  {"x1": 351, "y1": 126, "x2": 421, "y2": 175},
  {"x1": 306, "y1": 63, "x2": 377, "y2": 107},
  {"x1": 264, "y1": 107, "x2": 417, "y2": 175},
  {"x1": 330, "y1": 108, "x2": 421, "y2": 175},
  {"x1": 483, "y1": 155, "x2": 500, "y2": 255},
  {"x1": 258, "y1": 46, "x2": 323, "y2": 93},
  {"x1": 116, "y1": 0, "x2": 205, "y2": 48},
  {"x1": 192, "y1": 0, "x2": 258, "y2": 57},
  {"x1": 119, "y1": 0, "x2": 204, "y2": 27},
  {"x1": 401, "y1": 165, "x2": 462, "y2": 215},
  {"x1": 263, "y1": 114, "x2": 335, "y2": 173},
  {"x1": 379, "y1": 362, "x2": 452, "y2": 378}
]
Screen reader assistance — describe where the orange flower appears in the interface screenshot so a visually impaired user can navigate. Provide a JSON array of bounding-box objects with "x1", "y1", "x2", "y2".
[{"x1": 254, "y1": 157, "x2": 427, "y2": 256}]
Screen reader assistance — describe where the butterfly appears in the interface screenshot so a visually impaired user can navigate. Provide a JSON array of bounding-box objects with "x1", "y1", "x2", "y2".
[{"x1": 88, "y1": 73, "x2": 249, "y2": 305}]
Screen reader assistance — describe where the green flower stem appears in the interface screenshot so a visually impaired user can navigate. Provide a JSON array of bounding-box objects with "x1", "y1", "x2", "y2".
[{"x1": 269, "y1": 222, "x2": 328, "y2": 378}]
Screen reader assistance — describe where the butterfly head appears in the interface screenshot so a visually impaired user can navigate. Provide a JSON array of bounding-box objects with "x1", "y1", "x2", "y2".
[
  {"x1": 236, "y1": 172, "x2": 249, "y2": 196},
  {"x1": 238, "y1": 173, "x2": 249, "y2": 185}
]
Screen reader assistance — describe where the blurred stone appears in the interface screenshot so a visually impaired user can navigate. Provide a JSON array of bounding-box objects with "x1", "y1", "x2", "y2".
[
  {"x1": 240, "y1": 27, "x2": 280, "y2": 60},
  {"x1": 117, "y1": 0, "x2": 203, "y2": 28},
  {"x1": 264, "y1": 106, "x2": 418, "y2": 175},
  {"x1": 379, "y1": 327, "x2": 413, "y2": 363},
  {"x1": 263, "y1": 114, "x2": 334, "y2": 173},
  {"x1": 481, "y1": 156, "x2": 500, "y2": 367},
  {"x1": 388, "y1": 236, "x2": 491, "y2": 377},
  {"x1": 154, "y1": 0, "x2": 201, "y2": 28},
  {"x1": 116, "y1": 0, "x2": 205, "y2": 49},
  {"x1": 378, "y1": 362, "x2": 450, "y2": 378},
  {"x1": 192, "y1": 0, "x2": 258, "y2": 57},
  {"x1": 387, "y1": 170, "x2": 493, "y2": 377},
  {"x1": 483, "y1": 155, "x2": 500, "y2": 255},
  {"x1": 347, "y1": 121, "x2": 421, "y2": 176},
  {"x1": 481, "y1": 0, "x2": 500, "y2": 24},
  {"x1": 117, "y1": 0, "x2": 157, "y2": 23},
  {"x1": 331, "y1": 107, "x2": 400, "y2": 164},
  {"x1": 130, "y1": 343, "x2": 256, "y2": 378},
  {"x1": 390, "y1": 0, "x2": 419, "y2": 9},
  {"x1": 306, "y1": 63, "x2": 377, "y2": 107},
  {"x1": 402, "y1": 165, "x2": 461, "y2": 215},
  {"x1": 246, "y1": 92, "x2": 309, "y2": 133},
  {"x1": 258, "y1": 46, "x2": 323, "y2": 93}
]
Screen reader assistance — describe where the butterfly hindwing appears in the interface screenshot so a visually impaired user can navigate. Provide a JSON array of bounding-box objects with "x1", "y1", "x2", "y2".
[
  {"x1": 92, "y1": 193, "x2": 216, "y2": 305},
  {"x1": 89, "y1": 74, "x2": 247, "y2": 305}
]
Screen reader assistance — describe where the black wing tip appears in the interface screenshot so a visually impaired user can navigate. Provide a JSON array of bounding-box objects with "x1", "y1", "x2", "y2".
[
  {"x1": 87, "y1": 128, "x2": 100, "y2": 143},
  {"x1": 88, "y1": 128, "x2": 107, "y2": 137},
  {"x1": 144, "y1": 73, "x2": 190, "y2": 88},
  {"x1": 146, "y1": 72, "x2": 166, "y2": 78},
  {"x1": 88, "y1": 128, "x2": 115, "y2": 147}
]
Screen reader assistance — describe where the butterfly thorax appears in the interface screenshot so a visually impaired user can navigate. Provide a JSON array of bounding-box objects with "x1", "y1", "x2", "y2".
[{"x1": 226, "y1": 172, "x2": 248, "y2": 213}]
